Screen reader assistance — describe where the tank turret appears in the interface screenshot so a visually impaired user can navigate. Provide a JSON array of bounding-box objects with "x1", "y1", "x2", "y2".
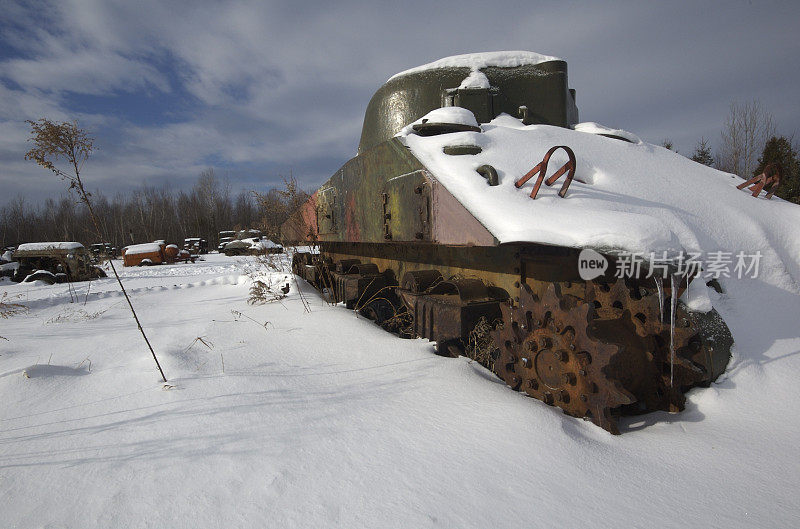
[{"x1": 358, "y1": 51, "x2": 578, "y2": 153}]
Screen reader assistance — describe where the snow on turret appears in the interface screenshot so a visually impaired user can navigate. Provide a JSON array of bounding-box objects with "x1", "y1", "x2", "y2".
[{"x1": 389, "y1": 51, "x2": 561, "y2": 81}]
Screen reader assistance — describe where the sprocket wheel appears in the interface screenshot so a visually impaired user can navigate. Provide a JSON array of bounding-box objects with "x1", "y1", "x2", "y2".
[
  {"x1": 585, "y1": 278, "x2": 710, "y2": 391},
  {"x1": 491, "y1": 283, "x2": 635, "y2": 434}
]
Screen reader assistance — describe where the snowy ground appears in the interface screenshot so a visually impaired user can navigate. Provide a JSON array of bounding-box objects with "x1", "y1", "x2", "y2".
[{"x1": 1, "y1": 252, "x2": 798, "y2": 528}]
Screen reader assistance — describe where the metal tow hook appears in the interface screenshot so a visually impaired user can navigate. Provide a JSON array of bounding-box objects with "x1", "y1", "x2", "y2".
[{"x1": 515, "y1": 145, "x2": 577, "y2": 199}]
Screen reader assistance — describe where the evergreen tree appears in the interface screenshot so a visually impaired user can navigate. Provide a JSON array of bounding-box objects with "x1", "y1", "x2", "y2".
[
  {"x1": 690, "y1": 137, "x2": 714, "y2": 166},
  {"x1": 754, "y1": 136, "x2": 800, "y2": 204}
]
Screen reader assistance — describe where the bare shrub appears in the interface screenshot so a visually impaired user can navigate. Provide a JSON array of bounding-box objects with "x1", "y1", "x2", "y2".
[
  {"x1": 1, "y1": 292, "x2": 28, "y2": 340},
  {"x1": 718, "y1": 100, "x2": 775, "y2": 178}
]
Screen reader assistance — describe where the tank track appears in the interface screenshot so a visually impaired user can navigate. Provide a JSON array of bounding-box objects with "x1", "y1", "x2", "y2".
[
  {"x1": 292, "y1": 252, "x2": 730, "y2": 434},
  {"x1": 491, "y1": 277, "x2": 719, "y2": 433}
]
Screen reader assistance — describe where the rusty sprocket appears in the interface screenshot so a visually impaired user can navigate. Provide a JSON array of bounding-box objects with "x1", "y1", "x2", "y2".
[{"x1": 491, "y1": 283, "x2": 635, "y2": 434}]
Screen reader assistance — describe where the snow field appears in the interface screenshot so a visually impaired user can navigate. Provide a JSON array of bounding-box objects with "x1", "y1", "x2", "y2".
[{"x1": 0, "y1": 253, "x2": 798, "y2": 528}]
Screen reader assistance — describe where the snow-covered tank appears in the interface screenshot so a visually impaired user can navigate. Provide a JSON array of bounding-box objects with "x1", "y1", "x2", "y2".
[{"x1": 283, "y1": 51, "x2": 734, "y2": 434}]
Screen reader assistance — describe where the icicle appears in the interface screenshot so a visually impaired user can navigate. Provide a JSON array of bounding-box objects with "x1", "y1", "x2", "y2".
[
  {"x1": 669, "y1": 272, "x2": 679, "y2": 387},
  {"x1": 655, "y1": 276, "x2": 665, "y2": 324}
]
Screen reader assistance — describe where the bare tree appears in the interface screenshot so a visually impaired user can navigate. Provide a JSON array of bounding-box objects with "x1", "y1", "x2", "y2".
[
  {"x1": 253, "y1": 174, "x2": 310, "y2": 242},
  {"x1": 0, "y1": 168, "x2": 291, "y2": 251},
  {"x1": 717, "y1": 100, "x2": 775, "y2": 178},
  {"x1": 25, "y1": 118, "x2": 167, "y2": 382}
]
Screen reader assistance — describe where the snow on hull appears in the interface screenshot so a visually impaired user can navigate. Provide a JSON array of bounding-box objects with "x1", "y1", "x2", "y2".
[{"x1": 399, "y1": 113, "x2": 800, "y2": 291}]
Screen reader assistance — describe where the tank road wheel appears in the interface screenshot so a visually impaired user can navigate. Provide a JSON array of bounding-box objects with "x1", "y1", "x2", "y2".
[
  {"x1": 491, "y1": 283, "x2": 636, "y2": 433},
  {"x1": 291, "y1": 252, "x2": 310, "y2": 277},
  {"x1": 358, "y1": 297, "x2": 397, "y2": 325}
]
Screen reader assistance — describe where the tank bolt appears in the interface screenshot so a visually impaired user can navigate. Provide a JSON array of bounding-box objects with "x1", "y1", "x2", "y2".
[
  {"x1": 527, "y1": 341, "x2": 538, "y2": 352},
  {"x1": 535, "y1": 319, "x2": 542, "y2": 327},
  {"x1": 562, "y1": 373, "x2": 577, "y2": 385},
  {"x1": 580, "y1": 394, "x2": 588, "y2": 402},
  {"x1": 540, "y1": 337, "x2": 552, "y2": 349},
  {"x1": 576, "y1": 351, "x2": 592, "y2": 365},
  {"x1": 522, "y1": 358, "x2": 531, "y2": 368},
  {"x1": 579, "y1": 369, "x2": 587, "y2": 377},
  {"x1": 542, "y1": 392, "x2": 554, "y2": 405},
  {"x1": 641, "y1": 288, "x2": 649, "y2": 296},
  {"x1": 569, "y1": 344, "x2": 576, "y2": 351},
  {"x1": 514, "y1": 296, "x2": 520, "y2": 302},
  {"x1": 528, "y1": 379, "x2": 539, "y2": 390},
  {"x1": 682, "y1": 318, "x2": 691, "y2": 327},
  {"x1": 557, "y1": 391, "x2": 570, "y2": 403},
  {"x1": 554, "y1": 350, "x2": 568, "y2": 362},
  {"x1": 514, "y1": 281, "x2": 520, "y2": 288}
]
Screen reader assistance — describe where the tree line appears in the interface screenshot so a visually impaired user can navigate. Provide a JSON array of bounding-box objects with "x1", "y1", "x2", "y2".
[
  {"x1": 0, "y1": 168, "x2": 309, "y2": 250},
  {"x1": 666, "y1": 100, "x2": 799, "y2": 204},
  {"x1": 4, "y1": 100, "x2": 797, "y2": 251}
]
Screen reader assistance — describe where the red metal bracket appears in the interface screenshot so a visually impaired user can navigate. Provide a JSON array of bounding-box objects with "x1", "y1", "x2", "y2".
[
  {"x1": 736, "y1": 163, "x2": 782, "y2": 199},
  {"x1": 515, "y1": 145, "x2": 577, "y2": 199},
  {"x1": 736, "y1": 174, "x2": 768, "y2": 197}
]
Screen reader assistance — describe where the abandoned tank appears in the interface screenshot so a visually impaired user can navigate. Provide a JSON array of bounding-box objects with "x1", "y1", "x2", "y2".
[{"x1": 282, "y1": 51, "x2": 733, "y2": 434}]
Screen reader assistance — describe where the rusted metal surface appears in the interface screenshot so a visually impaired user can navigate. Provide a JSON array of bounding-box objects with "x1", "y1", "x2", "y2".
[
  {"x1": 282, "y1": 138, "x2": 496, "y2": 247},
  {"x1": 442, "y1": 144, "x2": 482, "y2": 155},
  {"x1": 330, "y1": 260, "x2": 388, "y2": 310},
  {"x1": 515, "y1": 145, "x2": 577, "y2": 199},
  {"x1": 401, "y1": 269, "x2": 443, "y2": 293},
  {"x1": 12, "y1": 244, "x2": 106, "y2": 282},
  {"x1": 491, "y1": 283, "x2": 634, "y2": 433},
  {"x1": 122, "y1": 248, "x2": 164, "y2": 267},
  {"x1": 476, "y1": 165, "x2": 499, "y2": 186},
  {"x1": 413, "y1": 122, "x2": 481, "y2": 136},
  {"x1": 280, "y1": 58, "x2": 735, "y2": 434},
  {"x1": 310, "y1": 241, "x2": 732, "y2": 433},
  {"x1": 382, "y1": 171, "x2": 431, "y2": 242},
  {"x1": 736, "y1": 163, "x2": 783, "y2": 199},
  {"x1": 398, "y1": 276, "x2": 504, "y2": 349}
]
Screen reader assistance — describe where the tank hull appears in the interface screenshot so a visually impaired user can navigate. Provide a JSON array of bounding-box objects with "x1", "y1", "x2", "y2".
[{"x1": 281, "y1": 55, "x2": 732, "y2": 434}]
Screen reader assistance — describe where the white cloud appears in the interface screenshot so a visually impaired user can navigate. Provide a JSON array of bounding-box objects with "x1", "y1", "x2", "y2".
[
  {"x1": 1, "y1": 0, "x2": 799, "y2": 205},
  {"x1": 1, "y1": 50, "x2": 170, "y2": 95}
]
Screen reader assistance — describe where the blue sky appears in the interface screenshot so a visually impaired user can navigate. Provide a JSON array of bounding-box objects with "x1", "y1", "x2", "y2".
[{"x1": 1, "y1": 0, "x2": 798, "y2": 205}]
